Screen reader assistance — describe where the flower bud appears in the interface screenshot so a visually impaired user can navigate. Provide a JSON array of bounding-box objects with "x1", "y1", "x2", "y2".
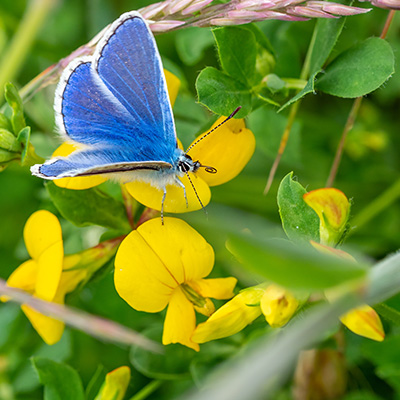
[
  {"x1": 260, "y1": 284, "x2": 299, "y2": 327},
  {"x1": 340, "y1": 305, "x2": 384, "y2": 342},
  {"x1": 303, "y1": 188, "x2": 350, "y2": 246}
]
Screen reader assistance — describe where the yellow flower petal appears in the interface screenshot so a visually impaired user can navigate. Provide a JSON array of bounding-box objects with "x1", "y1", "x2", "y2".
[
  {"x1": 189, "y1": 277, "x2": 237, "y2": 300},
  {"x1": 95, "y1": 366, "x2": 131, "y2": 400},
  {"x1": 21, "y1": 304, "x2": 65, "y2": 345},
  {"x1": 125, "y1": 173, "x2": 211, "y2": 213},
  {"x1": 165, "y1": 69, "x2": 180, "y2": 107},
  {"x1": 52, "y1": 143, "x2": 107, "y2": 190},
  {"x1": 260, "y1": 284, "x2": 299, "y2": 328},
  {"x1": 23, "y1": 211, "x2": 63, "y2": 302},
  {"x1": 4, "y1": 260, "x2": 37, "y2": 294},
  {"x1": 187, "y1": 117, "x2": 255, "y2": 187},
  {"x1": 340, "y1": 305, "x2": 384, "y2": 341},
  {"x1": 114, "y1": 218, "x2": 214, "y2": 312},
  {"x1": 163, "y1": 287, "x2": 199, "y2": 351},
  {"x1": 192, "y1": 288, "x2": 264, "y2": 343},
  {"x1": 303, "y1": 188, "x2": 350, "y2": 245}
]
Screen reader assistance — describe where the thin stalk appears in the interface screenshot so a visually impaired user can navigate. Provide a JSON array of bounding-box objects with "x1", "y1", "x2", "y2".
[
  {"x1": 129, "y1": 380, "x2": 163, "y2": 400},
  {"x1": 325, "y1": 10, "x2": 396, "y2": 187},
  {"x1": 121, "y1": 184, "x2": 138, "y2": 229},
  {"x1": 0, "y1": 0, "x2": 56, "y2": 104},
  {"x1": 0, "y1": 279, "x2": 162, "y2": 352},
  {"x1": 263, "y1": 20, "x2": 317, "y2": 195},
  {"x1": 325, "y1": 96, "x2": 362, "y2": 187}
]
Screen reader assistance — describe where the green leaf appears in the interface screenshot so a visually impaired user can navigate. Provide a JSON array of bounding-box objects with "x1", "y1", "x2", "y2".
[
  {"x1": 46, "y1": 181, "x2": 131, "y2": 231},
  {"x1": 374, "y1": 303, "x2": 400, "y2": 326},
  {"x1": 0, "y1": 128, "x2": 20, "y2": 152},
  {"x1": 17, "y1": 126, "x2": 31, "y2": 163},
  {"x1": 131, "y1": 326, "x2": 194, "y2": 380},
  {"x1": 277, "y1": 172, "x2": 320, "y2": 243},
  {"x1": 316, "y1": 38, "x2": 395, "y2": 98},
  {"x1": 32, "y1": 357, "x2": 85, "y2": 400},
  {"x1": 227, "y1": 234, "x2": 367, "y2": 290},
  {"x1": 213, "y1": 26, "x2": 257, "y2": 86},
  {"x1": 309, "y1": 13, "x2": 348, "y2": 75},
  {"x1": 0, "y1": 148, "x2": 19, "y2": 163},
  {"x1": 0, "y1": 113, "x2": 11, "y2": 130},
  {"x1": 176, "y1": 27, "x2": 214, "y2": 66},
  {"x1": 278, "y1": 70, "x2": 319, "y2": 112},
  {"x1": 196, "y1": 67, "x2": 251, "y2": 117},
  {"x1": 4, "y1": 82, "x2": 26, "y2": 135}
]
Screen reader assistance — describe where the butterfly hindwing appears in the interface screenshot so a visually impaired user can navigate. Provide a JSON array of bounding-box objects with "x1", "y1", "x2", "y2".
[{"x1": 35, "y1": 148, "x2": 172, "y2": 179}]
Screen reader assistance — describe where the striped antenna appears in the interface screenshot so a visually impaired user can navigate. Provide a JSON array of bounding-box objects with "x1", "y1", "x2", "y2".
[
  {"x1": 185, "y1": 106, "x2": 241, "y2": 154},
  {"x1": 185, "y1": 172, "x2": 207, "y2": 215}
]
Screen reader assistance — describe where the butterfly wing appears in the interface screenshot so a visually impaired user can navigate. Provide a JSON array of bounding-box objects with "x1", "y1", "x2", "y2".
[{"x1": 33, "y1": 12, "x2": 178, "y2": 179}]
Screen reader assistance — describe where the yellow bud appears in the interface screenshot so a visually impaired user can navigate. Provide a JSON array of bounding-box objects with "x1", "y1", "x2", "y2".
[
  {"x1": 303, "y1": 188, "x2": 350, "y2": 246},
  {"x1": 260, "y1": 284, "x2": 299, "y2": 328},
  {"x1": 192, "y1": 287, "x2": 264, "y2": 343},
  {"x1": 340, "y1": 305, "x2": 384, "y2": 341}
]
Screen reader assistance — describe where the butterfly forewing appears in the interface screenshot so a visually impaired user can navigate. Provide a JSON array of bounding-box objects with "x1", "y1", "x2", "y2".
[{"x1": 36, "y1": 12, "x2": 179, "y2": 179}]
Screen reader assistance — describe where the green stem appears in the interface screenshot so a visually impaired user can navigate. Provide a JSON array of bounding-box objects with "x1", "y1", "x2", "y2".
[
  {"x1": 128, "y1": 380, "x2": 163, "y2": 400},
  {"x1": 263, "y1": 23, "x2": 317, "y2": 195},
  {"x1": 325, "y1": 96, "x2": 362, "y2": 188},
  {"x1": 282, "y1": 78, "x2": 308, "y2": 90},
  {"x1": 0, "y1": 0, "x2": 56, "y2": 104},
  {"x1": 350, "y1": 178, "x2": 400, "y2": 233}
]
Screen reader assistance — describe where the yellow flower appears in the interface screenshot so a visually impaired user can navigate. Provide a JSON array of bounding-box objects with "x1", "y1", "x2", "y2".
[
  {"x1": 126, "y1": 116, "x2": 255, "y2": 213},
  {"x1": 303, "y1": 188, "x2": 350, "y2": 246},
  {"x1": 192, "y1": 284, "x2": 300, "y2": 344},
  {"x1": 114, "y1": 217, "x2": 237, "y2": 351},
  {"x1": 52, "y1": 70, "x2": 255, "y2": 214},
  {"x1": 260, "y1": 284, "x2": 300, "y2": 328},
  {"x1": 311, "y1": 241, "x2": 384, "y2": 341},
  {"x1": 3, "y1": 210, "x2": 118, "y2": 345},
  {"x1": 94, "y1": 366, "x2": 131, "y2": 400}
]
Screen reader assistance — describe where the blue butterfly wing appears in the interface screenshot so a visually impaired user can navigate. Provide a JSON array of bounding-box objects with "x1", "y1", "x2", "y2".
[
  {"x1": 93, "y1": 13, "x2": 176, "y2": 152},
  {"x1": 36, "y1": 148, "x2": 172, "y2": 179},
  {"x1": 38, "y1": 12, "x2": 178, "y2": 179}
]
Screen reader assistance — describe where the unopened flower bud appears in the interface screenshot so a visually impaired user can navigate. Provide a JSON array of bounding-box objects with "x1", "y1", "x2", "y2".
[{"x1": 260, "y1": 284, "x2": 299, "y2": 327}]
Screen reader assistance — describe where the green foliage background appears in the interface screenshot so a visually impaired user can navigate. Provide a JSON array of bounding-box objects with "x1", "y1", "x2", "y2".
[{"x1": 1, "y1": 0, "x2": 400, "y2": 399}]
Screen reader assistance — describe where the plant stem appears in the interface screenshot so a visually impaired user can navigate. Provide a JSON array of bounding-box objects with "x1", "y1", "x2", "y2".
[
  {"x1": 350, "y1": 178, "x2": 400, "y2": 233},
  {"x1": 129, "y1": 380, "x2": 163, "y2": 400},
  {"x1": 263, "y1": 20, "x2": 317, "y2": 195},
  {"x1": 0, "y1": 0, "x2": 56, "y2": 104},
  {"x1": 325, "y1": 10, "x2": 396, "y2": 188},
  {"x1": 325, "y1": 96, "x2": 362, "y2": 188}
]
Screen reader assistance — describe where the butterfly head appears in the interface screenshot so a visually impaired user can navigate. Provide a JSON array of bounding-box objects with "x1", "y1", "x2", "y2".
[{"x1": 177, "y1": 154, "x2": 217, "y2": 175}]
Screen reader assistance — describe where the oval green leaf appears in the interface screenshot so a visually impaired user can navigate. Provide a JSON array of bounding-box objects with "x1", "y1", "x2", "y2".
[{"x1": 316, "y1": 37, "x2": 394, "y2": 98}]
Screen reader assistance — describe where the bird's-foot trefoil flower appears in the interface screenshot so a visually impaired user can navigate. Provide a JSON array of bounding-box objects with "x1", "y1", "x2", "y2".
[
  {"x1": 303, "y1": 188, "x2": 350, "y2": 246},
  {"x1": 114, "y1": 217, "x2": 237, "y2": 350},
  {"x1": 51, "y1": 71, "x2": 255, "y2": 215},
  {"x1": 192, "y1": 283, "x2": 301, "y2": 343},
  {"x1": 94, "y1": 366, "x2": 131, "y2": 400},
  {"x1": 304, "y1": 188, "x2": 384, "y2": 341},
  {"x1": 2, "y1": 210, "x2": 120, "y2": 344}
]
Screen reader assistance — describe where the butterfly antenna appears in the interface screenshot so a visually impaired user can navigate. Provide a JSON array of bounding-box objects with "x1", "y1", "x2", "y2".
[
  {"x1": 185, "y1": 106, "x2": 241, "y2": 154},
  {"x1": 185, "y1": 172, "x2": 207, "y2": 216}
]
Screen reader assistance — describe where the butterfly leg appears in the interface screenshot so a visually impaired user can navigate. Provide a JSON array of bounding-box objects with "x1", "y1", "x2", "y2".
[
  {"x1": 175, "y1": 177, "x2": 188, "y2": 208},
  {"x1": 161, "y1": 186, "x2": 167, "y2": 225}
]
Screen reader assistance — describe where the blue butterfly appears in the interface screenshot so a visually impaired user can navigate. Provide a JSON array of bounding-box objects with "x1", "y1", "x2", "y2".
[{"x1": 31, "y1": 11, "x2": 236, "y2": 214}]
